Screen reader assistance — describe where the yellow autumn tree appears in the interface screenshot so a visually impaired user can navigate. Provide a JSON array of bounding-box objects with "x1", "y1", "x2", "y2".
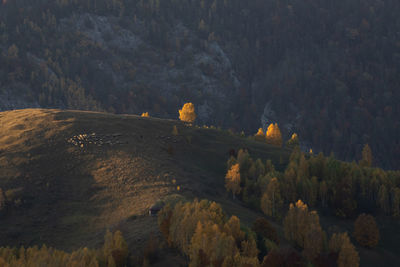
[
  {"x1": 254, "y1": 128, "x2": 266, "y2": 142},
  {"x1": 179, "y1": 102, "x2": 196, "y2": 123},
  {"x1": 141, "y1": 112, "x2": 149, "y2": 117},
  {"x1": 266, "y1": 123, "x2": 282, "y2": 147},
  {"x1": 286, "y1": 133, "x2": 299, "y2": 148},
  {"x1": 302, "y1": 211, "x2": 325, "y2": 261},
  {"x1": 353, "y1": 213, "x2": 380, "y2": 248},
  {"x1": 260, "y1": 178, "x2": 283, "y2": 218},
  {"x1": 283, "y1": 199, "x2": 324, "y2": 260},
  {"x1": 189, "y1": 221, "x2": 238, "y2": 267},
  {"x1": 102, "y1": 230, "x2": 129, "y2": 267},
  {"x1": 225, "y1": 163, "x2": 241, "y2": 199},
  {"x1": 329, "y1": 232, "x2": 359, "y2": 267}
]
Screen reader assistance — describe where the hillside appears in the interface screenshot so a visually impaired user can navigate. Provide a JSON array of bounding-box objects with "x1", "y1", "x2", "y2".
[
  {"x1": 1, "y1": 0, "x2": 400, "y2": 169},
  {"x1": 0, "y1": 108, "x2": 287, "y2": 252},
  {"x1": 1, "y1": 109, "x2": 400, "y2": 266}
]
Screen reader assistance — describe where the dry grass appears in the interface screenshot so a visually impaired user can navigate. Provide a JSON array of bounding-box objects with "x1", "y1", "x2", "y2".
[
  {"x1": 0, "y1": 109, "x2": 288, "y2": 254},
  {"x1": 0, "y1": 109, "x2": 398, "y2": 266}
]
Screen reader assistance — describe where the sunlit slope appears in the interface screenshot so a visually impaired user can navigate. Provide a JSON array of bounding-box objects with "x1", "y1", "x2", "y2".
[{"x1": 0, "y1": 109, "x2": 289, "y2": 251}]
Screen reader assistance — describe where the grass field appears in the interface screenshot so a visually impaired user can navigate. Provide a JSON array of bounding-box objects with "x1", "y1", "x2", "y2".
[
  {"x1": 0, "y1": 109, "x2": 398, "y2": 266},
  {"x1": 0, "y1": 109, "x2": 287, "y2": 252}
]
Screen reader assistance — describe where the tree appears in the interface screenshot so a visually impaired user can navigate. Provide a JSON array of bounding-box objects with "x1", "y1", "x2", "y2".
[
  {"x1": 179, "y1": 102, "x2": 196, "y2": 123},
  {"x1": 283, "y1": 199, "x2": 324, "y2": 258},
  {"x1": 255, "y1": 128, "x2": 266, "y2": 142},
  {"x1": 7, "y1": 44, "x2": 18, "y2": 59},
  {"x1": 252, "y1": 217, "x2": 279, "y2": 259},
  {"x1": 266, "y1": 123, "x2": 282, "y2": 147},
  {"x1": 392, "y1": 187, "x2": 400, "y2": 217},
  {"x1": 353, "y1": 214, "x2": 380, "y2": 248},
  {"x1": 172, "y1": 125, "x2": 179, "y2": 135},
  {"x1": 337, "y1": 237, "x2": 359, "y2": 267},
  {"x1": 378, "y1": 185, "x2": 390, "y2": 215},
  {"x1": 261, "y1": 248, "x2": 305, "y2": 267},
  {"x1": 260, "y1": 178, "x2": 283, "y2": 218},
  {"x1": 319, "y1": 181, "x2": 328, "y2": 208},
  {"x1": 225, "y1": 164, "x2": 241, "y2": 199},
  {"x1": 286, "y1": 133, "x2": 299, "y2": 149},
  {"x1": 141, "y1": 112, "x2": 149, "y2": 117},
  {"x1": 359, "y1": 144, "x2": 373, "y2": 167},
  {"x1": 329, "y1": 232, "x2": 359, "y2": 267},
  {"x1": 102, "y1": 230, "x2": 129, "y2": 267},
  {"x1": 302, "y1": 214, "x2": 325, "y2": 261}
]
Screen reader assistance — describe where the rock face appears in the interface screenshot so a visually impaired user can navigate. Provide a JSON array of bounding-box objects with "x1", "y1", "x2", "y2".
[{"x1": 58, "y1": 13, "x2": 241, "y2": 125}]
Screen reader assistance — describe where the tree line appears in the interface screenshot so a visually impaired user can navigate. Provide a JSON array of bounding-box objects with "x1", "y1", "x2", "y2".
[{"x1": 226, "y1": 147, "x2": 400, "y2": 219}]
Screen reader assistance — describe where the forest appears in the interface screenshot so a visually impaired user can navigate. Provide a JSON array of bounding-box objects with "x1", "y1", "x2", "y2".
[{"x1": 0, "y1": 0, "x2": 399, "y2": 169}]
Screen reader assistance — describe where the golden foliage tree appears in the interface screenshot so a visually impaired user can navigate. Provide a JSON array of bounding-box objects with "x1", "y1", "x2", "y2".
[
  {"x1": 283, "y1": 200, "x2": 324, "y2": 260},
  {"x1": 255, "y1": 128, "x2": 266, "y2": 142},
  {"x1": 179, "y1": 102, "x2": 196, "y2": 123},
  {"x1": 265, "y1": 123, "x2": 282, "y2": 147},
  {"x1": 189, "y1": 221, "x2": 237, "y2": 267},
  {"x1": 286, "y1": 133, "x2": 299, "y2": 148},
  {"x1": 141, "y1": 112, "x2": 149, "y2": 117},
  {"x1": 353, "y1": 213, "x2": 380, "y2": 248},
  {"x1": 225, "y1": 163, "x2": 241, "y2": 199},
  {"x1": 260, "y1": 178, "x2": 283, "y2": 218},
  {"x1": 102, "y1": 230, "x2": 129, "y2": 267},
  {"x1": 160, "y1": 199, "x2": 259, "y2": 267},
  {"x1": 302, "y1": 212, "x2": 325, "y2": 261},
  {"x1": 168, "y1": 200, "x2": 225, "y2": 255},
  {"x1": 329, "y1": 232, "x2": 359, "y2": 267},
  {"x1": 0, "y1": 230, "x2": 128, "y2": 267}
]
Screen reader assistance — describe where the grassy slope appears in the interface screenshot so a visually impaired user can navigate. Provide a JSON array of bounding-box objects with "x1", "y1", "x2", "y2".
[
  {"x1": 1, "y1": 109, "x2": 399, "y2": 267},
  {"x1": 0, "y1": 109, "x2": 287, "y2": 253}
]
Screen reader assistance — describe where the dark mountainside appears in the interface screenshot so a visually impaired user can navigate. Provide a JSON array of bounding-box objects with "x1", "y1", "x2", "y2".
[{"x1": 0, "y1": 0, "x2": 399, "y2": 169}]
